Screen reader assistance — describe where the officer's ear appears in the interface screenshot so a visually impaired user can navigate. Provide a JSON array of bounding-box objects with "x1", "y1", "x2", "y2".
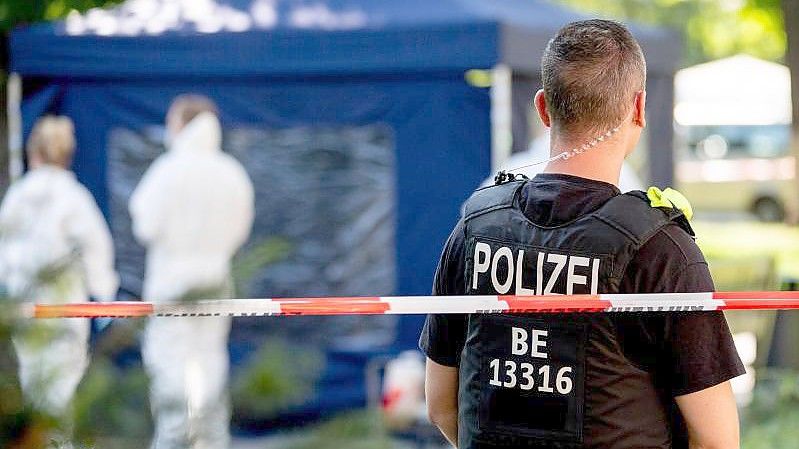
[
  {"x1": 534, "y1": 89, "x2": 551, "y2": 128},
  {"x1": 634, "y1": 90, "x2": 646, "y2": 128}
]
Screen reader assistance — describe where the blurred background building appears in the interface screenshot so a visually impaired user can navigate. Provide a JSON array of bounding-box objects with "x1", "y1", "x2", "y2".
[{"x1": 675, "y1": 55, "x2": 796, "y2": 222}]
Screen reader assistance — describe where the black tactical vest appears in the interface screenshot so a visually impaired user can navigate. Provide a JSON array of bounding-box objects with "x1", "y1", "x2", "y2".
[{"x1": 458, "y1": 179, "x2": 692, "y2": 449}]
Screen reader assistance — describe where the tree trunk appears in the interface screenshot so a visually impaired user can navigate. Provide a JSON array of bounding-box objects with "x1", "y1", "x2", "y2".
[
  {"x1": 0, "y1": 78, "x2": 8, "y2": 197},
  {"x1": 785, "y1": 0, "x2": 799, "y2": 204},
  {"x1": 769, "y1": 0, "x2": 799, "y2": 371}
]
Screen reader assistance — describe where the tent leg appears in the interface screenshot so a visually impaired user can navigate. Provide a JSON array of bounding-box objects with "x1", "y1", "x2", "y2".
[
  {"x1": 7, "y1": 73, "x2": 23, "y2": 183},
  {"x1": 491, "y1": 64, "x2": 512, "y2": 174}
]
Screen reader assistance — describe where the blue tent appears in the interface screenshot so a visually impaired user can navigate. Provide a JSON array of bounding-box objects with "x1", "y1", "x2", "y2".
[{"x1": 9, "y1": 0, "x2": 680, "y2": 428}]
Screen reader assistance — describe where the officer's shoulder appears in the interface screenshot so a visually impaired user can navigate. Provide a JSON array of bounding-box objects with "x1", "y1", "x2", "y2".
[
  {"x1": 444, "y1": 219, "x2": 467, "y2": 251},
  {"x1": 462, "y1": 179, "x2": 525, "y2": 220},
  {"x1": 217, "y1": 152, "x2": 250, "y2": 175},
  {"x1": 594, "y1": 187, "x2": 695, "y2": 246},
  {"x1": 68, "y1": 177, "x2": 99, "y2": 204},
  {"x1": 643, "y1": 222, "x2": 706, "y2": 265},
  {"x1": 144, "y1": 152, "x2": 175, "y2": 173}
]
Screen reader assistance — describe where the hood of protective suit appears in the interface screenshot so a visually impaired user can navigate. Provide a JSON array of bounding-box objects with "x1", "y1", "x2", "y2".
[{"x1": 170, "y1": 112, "x2": 222, "y2": 155}]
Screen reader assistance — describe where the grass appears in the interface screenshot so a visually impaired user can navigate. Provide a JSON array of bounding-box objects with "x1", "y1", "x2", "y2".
[
  {"x1": 231, "y1": 339, "x2": 323, "y2": 421},
  {"x1": 282, "y1": 409, "x2": 393, "y2": 449},
  {"x1": 693, "y1": 220, "x2": 799, "y2": 283},
  {"x1": 691, "y1": 220, "x2": 799, "y2": 449},
  {"x1": 691, "y1": 220, "x2": 799, "y2": 364},
  {"x1": 741, "y1": 370, "x2": 799, "y2": 449}
]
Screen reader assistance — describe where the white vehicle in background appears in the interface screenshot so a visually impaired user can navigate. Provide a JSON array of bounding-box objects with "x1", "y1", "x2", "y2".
[{"x1": 675, "y1": 55, "x2": 798, "y2": 222}]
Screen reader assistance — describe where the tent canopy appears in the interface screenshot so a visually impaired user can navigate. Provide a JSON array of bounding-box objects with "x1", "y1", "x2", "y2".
[
  {"x1": 11, "y1": 0, "x2": 680, "y2": 78},
  {"x1": 675, "y1": 54, "x2": 792, "y2": 126}
]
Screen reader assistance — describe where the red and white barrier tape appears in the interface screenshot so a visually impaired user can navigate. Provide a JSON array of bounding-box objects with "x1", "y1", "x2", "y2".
[{"x1": 19, "y1": 291, "x2": 799, "y2": 318}]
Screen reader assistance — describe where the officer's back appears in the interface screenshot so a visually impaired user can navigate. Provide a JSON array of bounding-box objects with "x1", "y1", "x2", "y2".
[{"x1": 420, "y1": 19, "x2": 744, "y2": 449}]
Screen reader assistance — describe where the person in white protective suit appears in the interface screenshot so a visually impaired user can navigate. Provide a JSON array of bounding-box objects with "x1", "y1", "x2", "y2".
[
  {"x1": 0, "y1": 116, "x2": 119, "y2": 421},
  {"x1": 130, "y1": 95, "x2": 254, "y2": 449}
]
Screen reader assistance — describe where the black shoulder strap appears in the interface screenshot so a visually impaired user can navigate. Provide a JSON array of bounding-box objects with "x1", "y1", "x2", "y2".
[
  {"x1": 463, "y1": 180, "x2": 526, "y2": 221},
  {"x1": 593, "y1": 190, "x2": 694, "y2": 247}
]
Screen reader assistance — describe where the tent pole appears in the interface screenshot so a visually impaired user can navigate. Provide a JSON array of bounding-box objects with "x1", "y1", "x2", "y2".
[
  {"x1": 491, "y1": 64, "x2": 512, "y2": 174},
  {"x1": 7, "y1": 73, "x2": 22, "y2": 182}
]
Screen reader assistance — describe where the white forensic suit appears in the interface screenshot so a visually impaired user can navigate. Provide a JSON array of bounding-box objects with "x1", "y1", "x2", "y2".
[
  {"x1": 0, "y1": 165, "x2": 118, "y2": 416},
  {"x1": 130, "y1": 112, "x2": 254, "y2": 449}
]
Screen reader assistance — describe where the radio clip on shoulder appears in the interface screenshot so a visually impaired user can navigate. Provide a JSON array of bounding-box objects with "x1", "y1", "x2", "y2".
[{"x1": 494, "y1": 171, "x2": 528, "y2": 185}]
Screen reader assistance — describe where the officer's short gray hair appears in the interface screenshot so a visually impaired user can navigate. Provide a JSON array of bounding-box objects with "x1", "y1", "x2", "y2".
[
  {"x1": 27, "y1": 115, "x2": 76, "y2": 168},
  {"x1": 541, "y1": 19, "x2": 646, "y2": 133}
]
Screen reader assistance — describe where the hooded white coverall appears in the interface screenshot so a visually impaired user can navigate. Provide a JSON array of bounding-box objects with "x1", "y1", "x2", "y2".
[
  {"x1": 130, "y1": 112, "x2": 254, "y2": 449},
  {"x1": 0, "y1": 165, "x2": 118, "y2": 416}
]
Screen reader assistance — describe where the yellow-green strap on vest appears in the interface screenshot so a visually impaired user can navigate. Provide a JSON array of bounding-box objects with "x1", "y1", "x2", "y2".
[{"x1": 646, "y1": 186, "x2": 693, "y2": 221}]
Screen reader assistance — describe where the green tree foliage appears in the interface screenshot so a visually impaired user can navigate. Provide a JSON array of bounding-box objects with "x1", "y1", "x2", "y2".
[
  {"x1": 0, "y1": 0, "x2": 122, "y2": 194},
  {"x1": 0, "y1": 0, "x2": 122, "y2": 31},
  {"x1": 556, "y1": 0, "x2": 786, "y2": 66}
]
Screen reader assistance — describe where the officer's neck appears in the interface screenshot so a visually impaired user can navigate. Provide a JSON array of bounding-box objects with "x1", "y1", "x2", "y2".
[{"x1": 543, "y1": 133, "x2": 626, "y2": 187}]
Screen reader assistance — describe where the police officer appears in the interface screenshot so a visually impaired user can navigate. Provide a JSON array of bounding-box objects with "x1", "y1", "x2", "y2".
[{"x1": 420, "y1": 20, "x2": 744, "y2": 449}]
